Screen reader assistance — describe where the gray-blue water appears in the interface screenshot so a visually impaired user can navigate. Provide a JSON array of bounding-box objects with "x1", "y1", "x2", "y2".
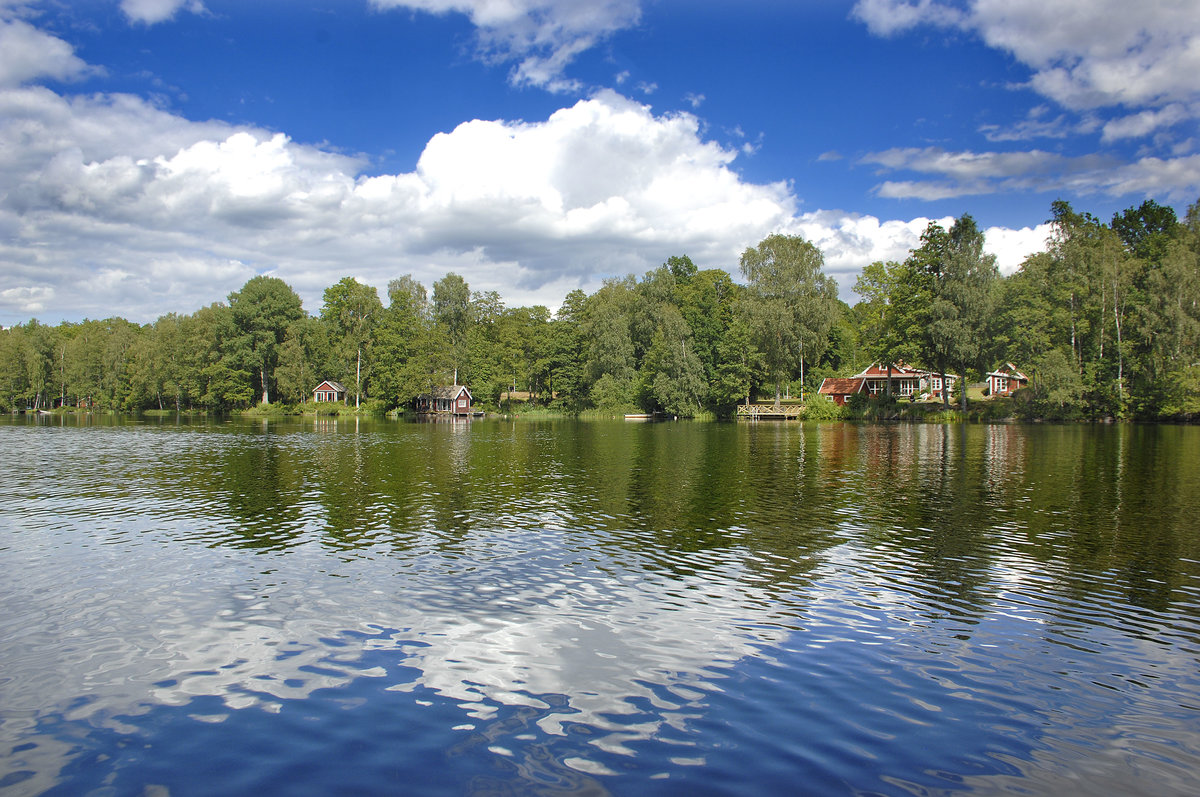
[{"x1": 2, "y1": 416, "x2": 1199, "y2": 795}]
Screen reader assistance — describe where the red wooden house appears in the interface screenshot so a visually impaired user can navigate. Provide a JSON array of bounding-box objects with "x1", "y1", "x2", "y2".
[
  {"x1": 312, "y1": 380, "x2": 346, "y2": 403},
  {"x1": 415, "y1": 385, "x2": 475, "y2": 415},
  {"x1": 985, "y1": 363, "x2": 1028, "y2": 397},
  {"x1": 852, "y1": 362, "x2": 929, "y2": 398},
  {"x1": 818, "y1": 363, "x2": 960, "y2": 404},
  {"x1": 817, "y1": 377, "x2": 866, "y2": 406}
]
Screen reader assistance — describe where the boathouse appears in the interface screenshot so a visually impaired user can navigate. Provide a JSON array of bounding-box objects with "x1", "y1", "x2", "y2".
[
  {"x1": 312, "y1": 380, "x2": 346, "y2": 403},
  {"x1": 415, "y1": 384, "x2": 474, "y2": 415}
]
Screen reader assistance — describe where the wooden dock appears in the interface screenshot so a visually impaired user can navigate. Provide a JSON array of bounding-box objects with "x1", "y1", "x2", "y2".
[{"x1": 736, "y1": 403, "x2": 803, "y2": 420}]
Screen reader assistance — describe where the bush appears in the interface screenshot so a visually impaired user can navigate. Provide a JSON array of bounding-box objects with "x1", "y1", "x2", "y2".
[
  {"x1": 803, "y1": 392, "x2": 843, "y2": 420},
  {"x1": 846, "y1": 392, "x2": 871, "y2": 414},
  {"x1": 358, "y1": 398, "x2": 391, "y2": 414}
]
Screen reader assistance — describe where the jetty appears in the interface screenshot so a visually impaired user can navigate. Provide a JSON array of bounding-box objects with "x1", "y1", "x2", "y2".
[{"x1": 736, "y1": 403, "x2": 803, "y2": 420}]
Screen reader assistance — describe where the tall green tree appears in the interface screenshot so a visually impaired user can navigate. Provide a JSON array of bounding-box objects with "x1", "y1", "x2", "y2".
[
  {"x1": 853, "y1": 260, "x2": 912, "y2": 397},
  {"x1": 676, "y1": 266, "x2": 738, "y2": 396},
  {"x1": 711, "y1": 310, "x2": 760, "y2": 412},
  {"x1": 739, "y1": 233, "x2": 839, "y2": 404},
  {"x1": 581, "y1": 278, "x2": 638, "y2": 410},
  {"x1": 1111, "y1": 199, "x2": 1179, "y2": 263},
  {"x1": 895, "y1": 216, "x2": 998, "y2": 408},
  {"x1": 320, "y1": 277, "x2": 383, "y2": 408},
  {"x1": 228, "y1": 276, "x2": 305, "y2": 404},
  {"x1": 943, "y1": 215, "x2": 1000, "y2": 410},
  {"x1": 432, "y1": 273, "x2": 471, "y2": 385},
  {"x1": 549, "y1": 289, "x2": 588, "y2": 411},
  {"x1": 182, "y1": 303, "x2": 253, "y2": 410},
  {"x1": 642, "y1": 304, "x2": 706, "y2": 415},
  {"x1": 275, "y1": 316, "x2": 330, "y2": 405},
  {"x1": 372, "y1": 275, "x2": 431, "y2": 407}
]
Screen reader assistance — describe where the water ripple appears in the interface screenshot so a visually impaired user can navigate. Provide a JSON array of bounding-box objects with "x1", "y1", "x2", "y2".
[{"x1": 2, "y1": 418, "x2": 1200, "y2": 795}]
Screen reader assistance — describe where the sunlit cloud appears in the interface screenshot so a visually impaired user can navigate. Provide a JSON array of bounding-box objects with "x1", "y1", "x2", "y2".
[
  {"x1": 0, "y1": 9, "x2": 1104, "y2": 325},
  {"x1": 854, "y1": 0, "x2": 1200, "y2": 113},
  {"x1": 0, "y1": 18, "x2": 92, "y2": 87},
  {"x1": 370, "y1": 0, "x2": 643, "y2": 91},
  {"x1": 1102, "y1": 104, "x2": 1193, "y2": 142},
  {"x1": 861, "y1": 146, "x2": 1200, "y2": 201},
  {"x1": 120, "y1": 0, "x2": 207, "y2": 25}
]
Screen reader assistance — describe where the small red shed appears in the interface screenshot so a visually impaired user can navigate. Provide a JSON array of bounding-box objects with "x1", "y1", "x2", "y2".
[{"x1": 312, "y1": 380, "x2": 347, "y2": 403}]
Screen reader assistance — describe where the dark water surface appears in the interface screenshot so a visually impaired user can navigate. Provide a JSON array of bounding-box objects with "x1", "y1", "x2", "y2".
[{"x1": 2, "y1": 416, "x2": 1199, "y2": 796}]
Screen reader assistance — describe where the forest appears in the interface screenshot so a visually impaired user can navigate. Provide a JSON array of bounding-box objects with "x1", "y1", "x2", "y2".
[{"x1": 2, "y1": 197, "x2": 1198, "y2": 421}]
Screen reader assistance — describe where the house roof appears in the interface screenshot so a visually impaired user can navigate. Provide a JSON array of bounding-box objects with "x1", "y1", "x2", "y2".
[
  {"x1": 853, "y1": 362, "x2": 923, "y2": 379},
  {"x1": 313, "y1": 380, "x2": 347, "y2": 393},
  {"x1": 421, "y1": 384, "x2": 472, "y2": 400},
  {"x1": 819, "y1": 377, "x2": 865, "y2": 395},
  {"x1": 986, "y1": 363, "x2": 1028, "y2": 381}
]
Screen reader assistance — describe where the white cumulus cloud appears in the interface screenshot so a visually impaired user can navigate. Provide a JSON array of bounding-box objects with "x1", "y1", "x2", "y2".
[
  {"x1": 0, "y1": 18, "x2": 91, "y2": 87},
  {"x1": 854, "y1": 0, "x2": 1200, "y2": 134},
  {"x1": 0, "y1": 13, "x2": 1075, "y2": 324},
  {"x1": 0, "y1": 81, "x2": 802, "y2": 322}
]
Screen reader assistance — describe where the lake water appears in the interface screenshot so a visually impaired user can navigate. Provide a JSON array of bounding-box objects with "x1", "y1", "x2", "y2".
[{"x1": 2, "y1": 416, "x2": 1199, "y2": 796}]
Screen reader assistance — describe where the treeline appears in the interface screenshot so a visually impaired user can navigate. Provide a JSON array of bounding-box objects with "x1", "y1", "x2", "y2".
[
  {"x1": 2, "y1": 197, "x2": 1198, "y2": 420},
  {"x1": 851, "y1": 197, "x2": 1200, "y2": 420}
]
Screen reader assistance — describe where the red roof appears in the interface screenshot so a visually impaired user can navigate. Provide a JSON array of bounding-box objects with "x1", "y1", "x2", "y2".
[
  {"x1": 853, "y1": 362, "x2": 922, "y2": 379},
  {"x1": 986, "y1": 363, "x2": 1028, "y2": 381},
  {"x1": 819, "y1": 377, "x2": 865, "y2": 396}
]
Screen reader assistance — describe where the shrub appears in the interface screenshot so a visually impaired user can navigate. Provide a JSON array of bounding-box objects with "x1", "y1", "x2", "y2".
[{"x1": 803, "y1": 392, "x2": 843, "y2": 420}]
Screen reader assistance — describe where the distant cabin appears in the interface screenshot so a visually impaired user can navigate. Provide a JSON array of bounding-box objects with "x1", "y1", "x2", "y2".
[
  {"x1": 818, "y1": 377, "x2": 866, "y2": 406},
  {"x1": 415, "y1": 384, "x2": 474, "y2": 415},
  {"x1": 986, "y1": 363, "x2": 1029, "y2": 397},
  {"x1": 312, "y1": 380, "x2": 347, "y2": 403}
]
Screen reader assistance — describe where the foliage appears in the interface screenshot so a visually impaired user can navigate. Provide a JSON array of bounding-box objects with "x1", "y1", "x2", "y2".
[
  {"x1": 321, "y1": 277, "x2": 383, "y2": 408},
  {"x1": 228, "y1": 276, "x2": 304, "y2": 404},
  {"x1": 802, "y1": 392, "x2": 843, "y2": 420},
  {"x1": 3, "y1": 195, "x2": 1198, "y2": 421},
  {"x1": 739, "y1": 234, "x2": 840, "y2": 404}
]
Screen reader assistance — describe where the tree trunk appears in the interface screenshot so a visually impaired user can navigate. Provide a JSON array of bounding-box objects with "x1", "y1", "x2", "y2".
[
  {"x1": 885, "y1": 363, "x2": 893, "y2": 399},
  {"x1": 355, "y1": 348, "x2": 362, "y2": 409},
  {"x1": 1114, "y1": 283, "x2": 1124, "y2": 407},
  {"x1": 261, "y1": 367, "x2": 269, "y2": 404}
]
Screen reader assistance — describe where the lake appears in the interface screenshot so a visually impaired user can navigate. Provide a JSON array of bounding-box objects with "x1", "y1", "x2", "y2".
[{"x1": 2, "y1": 415, "x2": 1199, "y2": 796}]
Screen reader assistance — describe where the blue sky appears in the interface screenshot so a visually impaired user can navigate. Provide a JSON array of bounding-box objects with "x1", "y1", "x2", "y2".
[{"x1": 2, "y1": 0, "x2": 1198, "y2": 324}]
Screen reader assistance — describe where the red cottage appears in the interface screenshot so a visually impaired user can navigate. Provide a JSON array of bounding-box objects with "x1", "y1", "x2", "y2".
[
  {"x1": 851, "y1": 362, "x2": 928, "y2": 398},
  {"x1": 312, "y1": 380, "x2": 347, "y2": 403},
  {"x1": 818, "y1": 377, "x2": 866, "y2": 406},
  {"x1": 986, "y1": 363, "x2": 1029, "y2": 397},
  {"x1": 415, "y1": 385, "x2": 475, "y2": 415}
]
